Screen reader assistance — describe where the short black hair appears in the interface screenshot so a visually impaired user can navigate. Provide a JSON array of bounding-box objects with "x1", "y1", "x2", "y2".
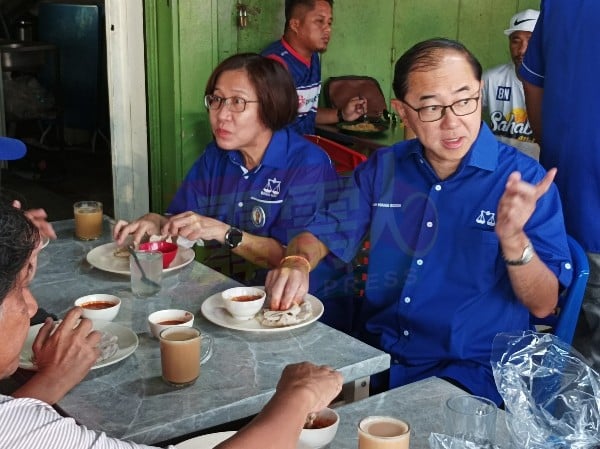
[
  {"x1": 205, "y1": 53, "x2": 298, "y2": 131},
  {"x1": 284, "y1": 0, "x2": 334, "y2": 31},
  {"x1": 392, "y1": 38, "x2": 482, "y2": 100},
  {"x1": 0, "y1": 198, "x2": 39, "y2": 304}
]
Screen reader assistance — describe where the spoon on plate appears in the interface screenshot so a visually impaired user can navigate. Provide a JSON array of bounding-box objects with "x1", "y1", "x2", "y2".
[{"x1": 127, "y1": 245, "x2": 161, "y2": 290}]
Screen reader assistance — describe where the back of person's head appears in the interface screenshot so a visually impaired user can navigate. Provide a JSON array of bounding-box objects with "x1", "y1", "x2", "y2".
[
  {"x1": 0, "y1": 198, "x2": 38, "y2": 304},
  {"x1": 392, "y1": 38, "x2": 482, "y2": 100},
  {"x1": 284, "y1": 0, "x2": 334, "y2": 31},
  {"x1": 205, "y1": 53, "x2": 298, "y2": 131}
]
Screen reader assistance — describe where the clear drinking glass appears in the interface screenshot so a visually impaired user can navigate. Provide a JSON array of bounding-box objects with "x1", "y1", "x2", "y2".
[
  {"x1": 444, "y1": 394, "x2": 497, "y2": 447},
  {"x1": 130, "y1": 250, "x2": 162, "y2": 297}
]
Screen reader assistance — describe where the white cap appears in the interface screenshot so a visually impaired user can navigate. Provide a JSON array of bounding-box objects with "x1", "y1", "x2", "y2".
[{"x1": 504, "y1": 9, "x2": 539, "y2": 35}]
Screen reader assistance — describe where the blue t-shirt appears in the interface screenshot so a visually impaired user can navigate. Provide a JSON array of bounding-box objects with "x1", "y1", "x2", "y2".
[
  {"x1": 519, "y1": 0, "x2": 600, "y2": 253},
  {"x1": 262, "y1": 38, "x2": 321, "y2": 135},
  {"x1": 311, "y1": 123, "x2": 573, "y2": 404},
  {"x1": 168, "y1": 128, "x2": 354, "y2": 331}
]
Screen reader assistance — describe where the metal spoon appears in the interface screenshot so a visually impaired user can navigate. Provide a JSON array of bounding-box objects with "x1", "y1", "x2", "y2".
[{"x1": 127, "y1": 245, "x2": 161, "y2": 290}]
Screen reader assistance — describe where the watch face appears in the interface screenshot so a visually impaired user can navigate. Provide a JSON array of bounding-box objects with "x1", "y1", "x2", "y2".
[{"x1": 227, "y1": 228, "x2": 243, "y2": 248}]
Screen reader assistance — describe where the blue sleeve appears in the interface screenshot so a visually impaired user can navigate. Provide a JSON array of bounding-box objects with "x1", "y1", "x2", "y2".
[
  {"x1": 271, "y1": 155, "x2": 340, "y2": 245},
  {"x1": 519, "y1": 162, "x2": 573, "y2": 289},
  {"x1": 309, "y1": 155, "x2": 379, "y2": 263}
]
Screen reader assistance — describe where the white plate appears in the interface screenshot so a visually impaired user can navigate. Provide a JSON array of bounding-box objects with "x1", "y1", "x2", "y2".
[
  {"x1": 175, "y1": 431, "x2": 311, "y2": 449},
  {"x1": 86, "y1": 242, "x2": 195, "y2": 275},
  {"x1": 19, "y1": 320, "x2": 139, "y2": 371},
  {"x1": 201, "y1": 289, "x2": 324, "y2": 333},
  {"x1": 175, "y1": 431, "x2": 235, "y2": 449}
]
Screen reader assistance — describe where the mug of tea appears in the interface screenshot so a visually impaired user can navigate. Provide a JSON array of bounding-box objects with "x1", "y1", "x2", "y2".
[
  {"x1": 358, "y1": 416, "x2": 411, "y2": 449},
  {"x1": 159, "y1": 326, "x2": 202, "y2": 387}
]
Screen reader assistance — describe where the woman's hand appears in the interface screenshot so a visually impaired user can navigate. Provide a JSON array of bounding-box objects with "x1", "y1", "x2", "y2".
[{"x1": 162, "y1": 211, "x2": 229, "y2": 243}]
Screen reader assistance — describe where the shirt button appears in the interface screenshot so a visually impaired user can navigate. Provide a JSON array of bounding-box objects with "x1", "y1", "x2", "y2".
[
  {"x1": 565, "y1": 262, "x2": 572, "y2": 270},
  {"x1": 244, "y1": 176, "x2": 249, "y2": 180},
  {"x1": 435, "y1": 185, "x2": 442, "y2": 191},
  {"x1": 392, "y1": 359, "x2": 400, "y2": 364},
  {"x1": 237, "y1": 202, "x2": 243, "y2": 207},
  {"x1": 404, "y1": 297, "x2": 411, "y2": 303},
  {"x1": 416, "y1": 259, "x2": 423, "y2": 266},
  {"x1": 403, "y1": 330, "x2": 410, "y2": 336},
  {"x1": 426, "y1": 221, "x2": 433, "y2": 228}
]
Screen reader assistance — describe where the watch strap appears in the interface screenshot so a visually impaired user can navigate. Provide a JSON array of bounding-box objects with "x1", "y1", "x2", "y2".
[{"x1": 504, "y1": 240, "x2": 534, "y2": 266}]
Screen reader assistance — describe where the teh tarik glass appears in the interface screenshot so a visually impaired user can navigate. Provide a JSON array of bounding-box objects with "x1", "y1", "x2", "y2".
[{"x1": 73, "y1": 201, "x2": 103, "y2": 240}]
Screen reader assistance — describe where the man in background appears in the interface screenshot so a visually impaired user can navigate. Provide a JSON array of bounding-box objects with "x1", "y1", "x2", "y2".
[
  {"x1": 519, "y1": 0, "x2": 600, "y2": 370},
  {"x1": 482, "y1": 9, "x2": 539, "y2": 159},
  {"x1": 262, "y1": 0, "x2": 366, "y2": 135}
]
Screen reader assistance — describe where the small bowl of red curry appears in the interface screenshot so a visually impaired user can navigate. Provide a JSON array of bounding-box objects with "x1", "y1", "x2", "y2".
[
  {"x1": 74, "y1": 294, "x2": 122, "y2": 321},
  {"x1": 148, "y1": 309, "x2": 194, "y2": 338},
  {"x1": 221, "y1": 286, "x2": 266, "y2": 321}
]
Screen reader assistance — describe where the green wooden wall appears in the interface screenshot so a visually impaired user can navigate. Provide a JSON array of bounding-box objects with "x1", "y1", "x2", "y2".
[{"x1": 145, "y1": 0, "x2": 540, "y2": 212}]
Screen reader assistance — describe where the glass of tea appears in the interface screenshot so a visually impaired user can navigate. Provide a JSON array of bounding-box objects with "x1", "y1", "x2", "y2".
[{"x1": 73, "y1": 201, "x2": 103, "y2": 240}]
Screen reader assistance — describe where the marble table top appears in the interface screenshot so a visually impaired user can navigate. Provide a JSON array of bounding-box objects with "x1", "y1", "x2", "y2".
[
  {"x1": 28, "y1": 219, "x2": 390, "y2": 445},
  {"x1": 331, "y1": 377, "x2": 512, "y2": 449}
]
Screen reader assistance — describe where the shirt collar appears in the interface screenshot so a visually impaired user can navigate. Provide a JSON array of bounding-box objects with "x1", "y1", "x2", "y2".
[
  {"x1": 462, "y1": 122, "x2": 499, "y2": 172},
  {"x1": 397, "y1": 122, "x2": 499, "y2": 174},
  {"x1": 281, "y1": 38, "x2": 312, "y2": 67},
  {"x1": 226, "y1": 129, "x2": 289, "y2": 171}
]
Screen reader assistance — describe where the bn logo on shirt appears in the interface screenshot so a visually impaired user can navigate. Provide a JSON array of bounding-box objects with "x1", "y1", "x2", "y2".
[{"x1": 495, "y1": 86, "x2": 512, "y2": 102}]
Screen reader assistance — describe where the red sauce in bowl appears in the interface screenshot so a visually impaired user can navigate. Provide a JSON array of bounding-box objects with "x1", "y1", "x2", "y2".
[{"x1": 81, "y1": 301, "x2": 117, "y2": 310}]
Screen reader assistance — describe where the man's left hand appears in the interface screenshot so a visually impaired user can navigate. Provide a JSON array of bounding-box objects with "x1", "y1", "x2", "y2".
[{"x1": 495, "y1": 168, "x2": 557, "y2": 244}]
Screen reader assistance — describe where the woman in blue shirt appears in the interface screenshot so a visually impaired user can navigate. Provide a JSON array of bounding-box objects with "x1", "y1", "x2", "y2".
[{"x1": 114, "y1": 53, "x2": 353, "y2": 331}]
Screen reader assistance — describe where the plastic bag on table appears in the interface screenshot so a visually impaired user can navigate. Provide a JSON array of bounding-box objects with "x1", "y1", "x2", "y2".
[
  {"x1": 429, "y1": 433, "x2": 502, "y2": 449},
  {"x1": 491, "y1": 331, "x2": 600, "y2": 449}
]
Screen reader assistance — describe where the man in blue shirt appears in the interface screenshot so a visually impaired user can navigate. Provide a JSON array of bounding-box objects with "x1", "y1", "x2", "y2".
[
  {"x1": 262, "y1": 0, "x2": 366, "y2": 135},
  {"x1": 265, "y1": 38, "x2": 572, "y2": 404},
  {"x1": 519, "y1": 0, "x2": 600, "y2": 372}
]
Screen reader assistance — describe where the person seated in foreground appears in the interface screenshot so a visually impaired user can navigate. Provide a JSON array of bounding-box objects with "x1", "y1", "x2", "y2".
[
  {"x1": 0, "y1": 201, "x2": 343, "y2": 449},
  {"x1": 113, "y1": 53, "x2": 354, "y2": 332},
  {"x1": 265, "y1": 38, "x2": 573, "y2": 405},
  {"x1": 0, "y1": 198, "x2": 101, "y2": 406}
]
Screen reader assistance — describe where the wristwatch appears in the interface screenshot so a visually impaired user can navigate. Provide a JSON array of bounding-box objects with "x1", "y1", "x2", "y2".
[
  {"x1": 504, "y1": 240, "x2": 534, "y2": 266},
  {"x1": 224, "y1": 227, "x2": 243, "y2": 249}
]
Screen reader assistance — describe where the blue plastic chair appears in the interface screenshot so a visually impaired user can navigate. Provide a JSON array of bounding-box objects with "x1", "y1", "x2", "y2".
[{"x1": 532, "y1": 235, "x2": 590, "y2": 345}]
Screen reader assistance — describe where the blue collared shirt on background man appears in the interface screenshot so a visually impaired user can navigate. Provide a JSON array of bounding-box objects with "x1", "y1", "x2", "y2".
[
  {"x1": 313, "y1": 122, "x2": 573, "y2": 404},
  {"x1": 168, "y1": 128, "x2": 354, "y2": 331}
]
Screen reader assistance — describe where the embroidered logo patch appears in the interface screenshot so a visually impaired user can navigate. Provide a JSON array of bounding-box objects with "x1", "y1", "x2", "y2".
[
  {"x1": 252, "y1": 206, "x2": 266, "y2": 228},
  {"x1": 261, "y1": 178, "x2": 281, "y2": 198},
  {"x1": 476, "y1": 210, "x2": 496, "y2": 227}
]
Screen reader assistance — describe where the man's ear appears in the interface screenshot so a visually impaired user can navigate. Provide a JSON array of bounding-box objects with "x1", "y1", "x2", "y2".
[
  {"x1": 391, "y1": 98, "x2": 407, "y2": 123},
  {"x1": 288, "y1": 17, "x2": 301, "y2": 34}
]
